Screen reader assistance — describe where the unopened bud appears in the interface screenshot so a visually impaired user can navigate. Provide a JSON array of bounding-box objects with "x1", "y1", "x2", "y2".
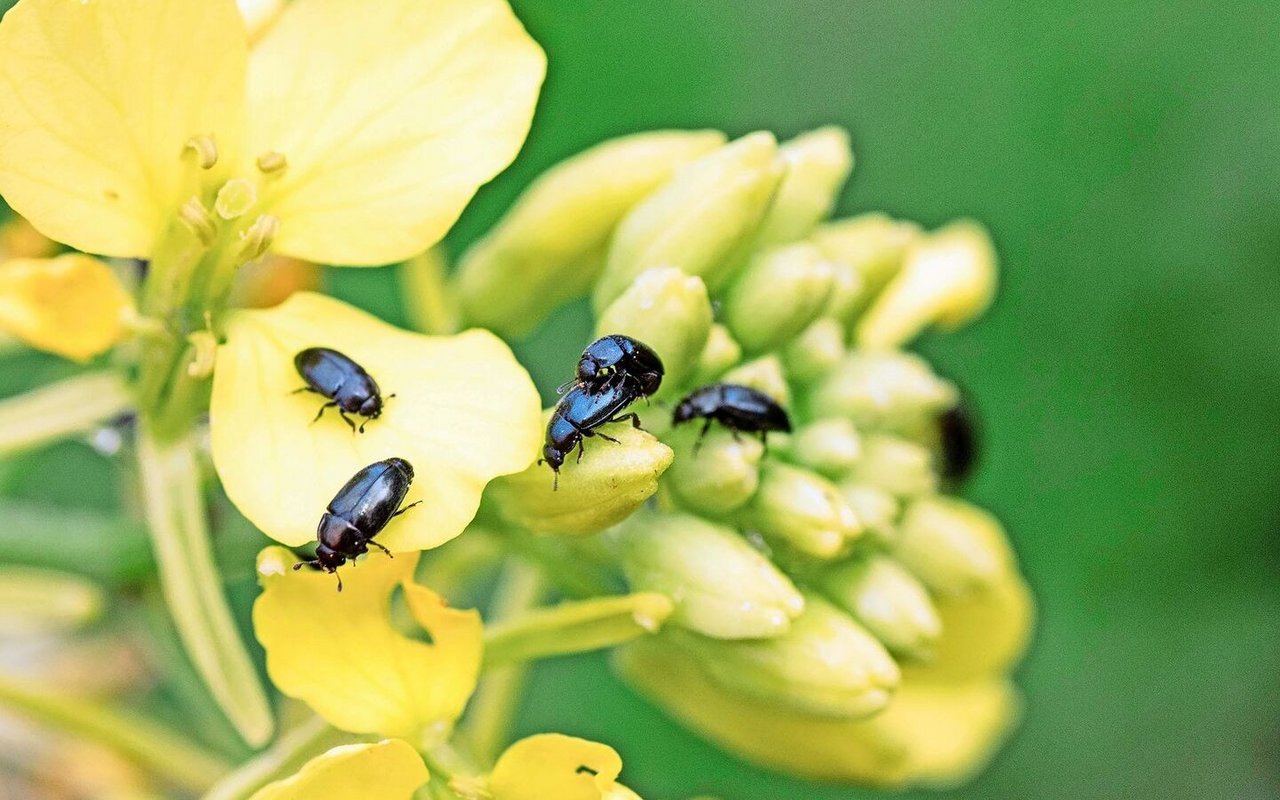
[
  {"x1": 808, "y1": 350, "x2": 956, "y2": 433},
  {"x1": 810, "y1": 213, "x2": 920, "y2": 320},
  {"x1": 848, "y1": 434, "x2": 937, "y2": 498},
  {"x1": 487, "y1": 420, "x2": 673, "y2": 536},
  {"x1": 839, "y1": 482, "x2": 901, "y2": 547},
  {"x1": 857, "y1": 220, "x2": 997, "y2": 349},
  {"x1": 722, "y1": 243, "x2": 834, "y2": 354},
  {"x1": 593, "y1": 132, "x2": 786, "y2": 309},
  {"x1": 741, "y1": 462, "x2": 861, "y2": 558},
  {"x1": 609, "y1": 510, "x2": 803, "y2": 639},
  {"x1": 457, "y1": 130, "x2": 726, "y2": 337},
  {"x1": 596, "y1": 267, "x2": 712, "y2": 394},
  {"x1": 662, "y1": 424, "x2": 763, "y2": 516},
  {"x1": 783, "y1": 317, "x2": 845, "y2": 384},
  {"x1": 893, "y1": 495, "x2": 1014, "y2": 596},
  {"x1": 691, "y1": 323, "x2": 743, "y2": 385},
  {"x1": 669, "y1": 593, "x2": 899, "y2": 718},
  {"x1": 721, "y1": 355, "x2": 791, "y2": 410},
  {"x1": 907, "y1": 572, "x2": 1033, "y2": 681},
  {"x1": 788, "y1": 417, "x2": 861, "y2": 478},
  {"x1": 755, "y1": 126, "x2": 855, "y2": 246},
  {"x1": 819, "y1": 556, "x2": 941, "y2": 658}
]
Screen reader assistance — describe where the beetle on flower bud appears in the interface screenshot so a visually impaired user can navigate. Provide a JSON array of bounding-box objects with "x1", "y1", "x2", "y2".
[
  {"x1": 672, "y1": 382, "x2": 792, "y2": 452},
  {"x1": 575, "y1": 334, "x2": 664, "y2": 397},
  {"x1": 295, "y1": 458, "x2": 421, "y2": 589},
  {"x1": 541, "y1": 382, "x2": 643, "y2": 489}
]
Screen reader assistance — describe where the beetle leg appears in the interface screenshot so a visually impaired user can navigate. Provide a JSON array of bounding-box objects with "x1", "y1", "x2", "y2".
[
  {"x1": 596, "y1": 431, "x2": 621, "y2": 444},
  {"x1": 366, "y1": 539, "x2": 394, "y2": 558},
  {"x1": 759, "y1": 430, "x2": 769, "y2": 454},
  {"x1": 311, "y1": 402, "x2": 337, "y2": 423},
  {"x1": 610, "y1": 412, "x2": 642, "y2": 430},
  {"x1": 730, "y1": 426, "x2": 742, "y2": 443},
  {"x1": 337, "y1": 409, "x2": 357, "y2": 432},
  {"x1": 693, "y1": 418, "x2": 713, "y2": 455},
  {"x1": 291, "y1": 386, "x2": 317, "y2": 395},
  {"x1": 389, "y1": 500, "x2": 423, "y2": 519},
  {"x1": 576, "y1": 438, "x2": 587, "y2": 463}
]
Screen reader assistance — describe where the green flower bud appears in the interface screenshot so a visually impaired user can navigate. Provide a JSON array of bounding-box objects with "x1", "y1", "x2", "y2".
[
  {"x1": 807, "y1": 350, "x2": 956, "y2": 433},
  {"x1": 609, "y1": 510, "x2": 804, "y2": 639},
  {"x1": 893, "y1": 496, "x2": 1014, "y2": 596},
  {"x1": 668, "y1": 592, "x2": 899, "y2": 718},
  {"x1": 810, "y1": 213, "x2": 920, "y2": 320},
  {"x1": 856, "y1": 220, "x2": 997, "y2": 349},
  {"x1": 663, "y1": 424, "x2": 764, "y2": 516},
  {"x1": 783, "y1": 317, "x2": 846, "y2": 384},
  {"x1": 741, "y1": 462, "x2": 862, "y2": 558},
  {"x1": 721, "y1": 355, "x2": 791, "y2": 410},
  {"x1": 487, "y1": 420, "x2": 673, "y2": 536},
  {"x1": 691, "y1": 323, "x2": 743, "y2": 385},
  {"x1": 593, "y1": 132, "x2": 786, "y2": 310},
  {"x1": 848, "y1": 434, "x2": 938, "y2": 498},
  {"x1": 788, "y1": 417, "x2": 861, "y2": 478},
  {"x1": 722, "y1": 243, "x2": 835, "y2": 354},
  {"x1": 819, "y1": 556, "x2": 941, "y2": 659},
  {"x1": 755, "y1": 126, "x2": 855, "y2": 247},
  {"x1": 839, "y1": 482, "x2": 902, "y2": 547},
  {"x1": 595, "y1": 267, "x2": 713, "y2": 394},
  {"x1": 456, "y1": 130, "x2": 727, "y2": 337}
]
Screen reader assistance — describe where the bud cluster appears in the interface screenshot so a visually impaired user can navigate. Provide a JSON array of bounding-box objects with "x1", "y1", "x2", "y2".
[{"x1": 457, "y1": 126, "x2": 1029, "y2": 787}]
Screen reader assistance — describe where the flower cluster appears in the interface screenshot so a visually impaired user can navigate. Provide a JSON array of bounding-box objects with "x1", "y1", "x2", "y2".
[
  {"x1": 463, "y1": 127, "x2": 1034, "y2": 787},
  {"x1": 0, "y1": 0, "x2": 1032, "y2": 796}
]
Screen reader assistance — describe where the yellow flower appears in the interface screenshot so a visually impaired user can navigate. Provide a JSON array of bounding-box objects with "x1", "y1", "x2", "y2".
[
  {"x1": 0, "y1": 0, "x2": 545, "y2": 266},
  {"x1": 211, "y1": 292, "x2": 542, "y2": 551},
  {"x1": 0, "y1": 255, "x2": 134, "y2": 361},
  {"x1": 487, "y1": 734, "x2": 642, "y2": 800},
  {"x1": 254, "y1": 547, "x2": 481, "y2": 740},
  {"x1": 248, "y1": 740, "x2": 429, "y2": 800}
]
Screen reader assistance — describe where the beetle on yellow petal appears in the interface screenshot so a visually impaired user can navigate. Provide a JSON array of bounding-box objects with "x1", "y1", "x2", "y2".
[
  {"x1": 0, "y1": 255, "x2": 135, "y2": 361},
  {"x1": 248, "y1": 740, "x2": 429, "y2": 800},
  {"x1": 211, "y1": 292, "x2": 542, "y2": 552},
  {"x1": 254, "y1": 546, "x2": 482, "y2": 740},
  {"x1": 488, "y1": 733, "x2": 642, "y2": 800}
]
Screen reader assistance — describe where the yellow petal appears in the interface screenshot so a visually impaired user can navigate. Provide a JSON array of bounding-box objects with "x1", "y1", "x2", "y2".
[
  {"x1": 489, "y1": 734, "x2": 625, "y2": 800},
  {"x1": 904, "y1": 572, "x2": 1035, "y2": 682},
  {"x1": 248, "y1": 740, "x2": 429, "y2": 800},
  {"x1": 210, "y1": 292, "x2": 541, "y2": 550},
  {"x1": 0, "y1": 255, "x2": 134, "y2": 361},
  {"x1": 248, "y1": 0, "x2": 545, "y2": 265},
  {"x1": 616, "y1": 638, "x2": 1018, "y2": 788},
  {"x1": 0, "y1": 0, "x2": 247, "y2": 256},
  {"x1": 253, "y1": 547, "x2": 482, "y2": 738}
]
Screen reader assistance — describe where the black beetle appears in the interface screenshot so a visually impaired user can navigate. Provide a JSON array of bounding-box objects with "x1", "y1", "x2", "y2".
[
  {"x1": 671, "y1": 383, "x2": 792, "y2": 452},
  {"x1": 293, "y1": 457, "x2": 421, "y2": 590},
  {"x1": 292, "y1": 347, "x2": 392, "y2": 433},
  {"x1": 938, "y1": 399, "x2": 980, "y2": 485},
  {"x1": 574, "y1": 334, "x2": 664, "y2": 397},
  {"x1": 539, "y1": 382, "x2": 642, "y2": 489}
]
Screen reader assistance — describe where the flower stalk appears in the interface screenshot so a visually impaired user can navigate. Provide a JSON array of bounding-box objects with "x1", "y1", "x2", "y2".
[
  {"x1": 0, "y1": 371, "x2": 133, "y2": 457},
  {"x1": 137, "y1": 424, "x2": 274, "y2": 747}
]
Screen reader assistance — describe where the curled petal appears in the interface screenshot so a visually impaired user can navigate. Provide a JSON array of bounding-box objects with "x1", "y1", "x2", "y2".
[
  {"x1": 489, "y1": 734, "x2": 628, "y2": 800},
  {"x1": 253, "y1": 547, "x2": 482, "y2": 738},
  {"x1": 0, "y1": 255, "x2": 134, "y2": 361},
  {"x1": 248, "y1": 740, "x2": 428, "y2": 800},
  {"x1": 210, "y1": 292, "x2": 542, "y2": 550},
  {"x1": 248, "y1": 0, "x2": 546, "y2": 265},
  {"x1": 0, "y1": 0, "x2": 247, "y2": 256}
]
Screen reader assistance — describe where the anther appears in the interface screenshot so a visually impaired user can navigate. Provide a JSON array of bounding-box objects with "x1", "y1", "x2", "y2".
[
  {"x1": 214, "y1": 179, "x2": 258, "y2": 220},
  {"x1": 179, "y1": 197, "x2": 217, "y2": 245},
  {"x1": 183, "y1": 135, "x2": 219, "y2": 170},
  {"x1": 238, "y1": 214, "x2": 280, "y2": 263},
  {"x1": 256, "y1": 151, "x2": 288, "y2": 175}
]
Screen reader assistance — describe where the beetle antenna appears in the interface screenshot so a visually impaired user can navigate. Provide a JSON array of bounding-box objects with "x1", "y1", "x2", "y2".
[
  {"x1": 553, "y1": 470, "x2": 559, "y2": 492},
  {"x1": 555, "y1": 378, "x2": 577, "y2": 395}
]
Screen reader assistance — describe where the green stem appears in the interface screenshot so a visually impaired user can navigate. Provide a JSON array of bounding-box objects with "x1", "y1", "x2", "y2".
[
  {"x1": 203, "y1": 716, "x2": 351, "y2": 800},
  {"x1": 136, "y1": 424, "x2": 274, "y2": 748},
  {"x1": 400, "y1": 248, "x2": 460, "y2": 335},
  {"x1": 482, "y1": 591, "x2": 674, "y2": 668},
  {"x1": 460, "y1": 560, "x2": 544, "y2": 766},
  {"x1": 0, "y1": 371, "x2": 133, "y2": 457},
  {"x1": 0, "y1": 673, "x2": 231, "y2": 792}
]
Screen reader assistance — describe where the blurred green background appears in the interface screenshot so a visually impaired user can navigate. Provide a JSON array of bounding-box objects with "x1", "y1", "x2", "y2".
[{"x1": 3, "y1": 1, "x2": 1278, "y2": 798}]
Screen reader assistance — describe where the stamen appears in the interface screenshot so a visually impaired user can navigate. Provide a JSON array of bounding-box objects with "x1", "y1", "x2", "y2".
[
  {"x1": 178, "y1": 197, "x2": 217, "y2": 245},
  {"x1": 256, "y1": 151, "x2": 288, "y2": 175},
  {"x1": 237, "y1": 214, "x2": 280, "y2": 263},
  {"x1": 214, "y1": 179, "x2": 258, "y2": 220},
  {"x1": 186, "y1": 330, "x2": 217, "y2": 378},
  {"x1": 183, "y1": 135, "x2": 219, "y2": 170}
]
